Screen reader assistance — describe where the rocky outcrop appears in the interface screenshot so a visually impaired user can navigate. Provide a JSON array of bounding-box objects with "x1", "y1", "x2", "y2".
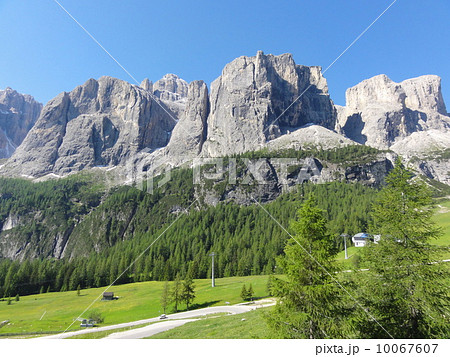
[
  {"x1": 152, "y1": 74, "x2": 188, "y2": 120},
  {"x1": 201, "y1": 51, "x2": 336, "y2": 156},
  {"x1": 153, "y1": 73, "x2": 188, "y2": 102},
  {"x1": 0, "y1": 88, "x2": 42, "y2": 158},
  {"x1": 2, "y1": 76, "x2": 178, "y2": 177},
  {"x1": 194, "y1": 154, "x2": 393, "y2": 206},
  {"x1": 337, "y1": 74, "x2": 450, "y2": 150},
  {"x1": 120, "y1": 80, "x2": 210, "y2": 184},
  {"x1": 165, "y1": 80, "x2": 209, "y2": 158}
]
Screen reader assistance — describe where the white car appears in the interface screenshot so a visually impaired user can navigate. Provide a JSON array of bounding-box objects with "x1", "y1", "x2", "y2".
[{"x1": 159, "y1": 314, "x2": 168, "y2": 320}]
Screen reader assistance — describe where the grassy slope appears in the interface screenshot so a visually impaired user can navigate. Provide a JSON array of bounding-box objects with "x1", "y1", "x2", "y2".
[
  {"x1": 433, "y1": 199, "x2": 450, "y2": 247},
  {"x1": 148, "y1": 307, "x2": 273, "y2": 339},
  {"x1": 0, "y1": 275, "x2": 269, "y2": 335}
]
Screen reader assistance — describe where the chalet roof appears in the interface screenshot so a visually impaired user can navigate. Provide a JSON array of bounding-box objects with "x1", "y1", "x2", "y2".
[
  {"x1": 103, "y1": 292, "x2": 114, "y2": 296},
  {"x1": 353, "y1": 233, "x2": 370, "y2": 240}
]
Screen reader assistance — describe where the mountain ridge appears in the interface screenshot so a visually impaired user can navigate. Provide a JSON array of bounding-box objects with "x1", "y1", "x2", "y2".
[{"x1": 1, "y1": 52, "x2": 449, "y2": 184}]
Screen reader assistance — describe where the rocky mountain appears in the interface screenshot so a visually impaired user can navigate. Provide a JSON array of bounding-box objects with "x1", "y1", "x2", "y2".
[
  {"x1": 336, "y1": 74, "x2": 450, "y2": 183},
  {"x1": 201, "y1": 51, "x2": 336, "y2": 156},
  {"x1": 3, "y1": 77, "x2": 178, "y2": 177},
  {"x1": 336, "y1": 74, "x2": 449, "y2": 150},
  {"x1": 1, "y1": 51, "x2": 449, "y2": 184},
  {"x1": 0, "y1": 88, "x2": 42, "y2": 159}
]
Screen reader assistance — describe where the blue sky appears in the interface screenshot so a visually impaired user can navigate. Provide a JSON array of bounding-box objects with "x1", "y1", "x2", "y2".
[{"x1": 0, "y1": 0, "x2": 449, "y2": 107}]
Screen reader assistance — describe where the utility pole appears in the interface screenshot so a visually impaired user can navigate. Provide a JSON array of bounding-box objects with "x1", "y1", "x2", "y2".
[
  {"x1": 344, "y1": 236, "x2": 348, "y2": 259},
  {"x1": 341, "y1": 234, "x2": 349, "y2": 259},
  {"x1": 209, "y1": 252, "x2": 216, "y2": 287}
]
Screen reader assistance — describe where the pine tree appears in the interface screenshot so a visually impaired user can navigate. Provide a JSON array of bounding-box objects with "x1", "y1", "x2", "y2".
[
  {"x1": 170, "y1": 274, "x2": 182, "y2": 312},
  {"x1": 267, "y1": 195, "x2": 348, "y2": 338},
  {"x1": 76, "y1": 285, "x2": 81, "y2": 296},
  {"x1": 7, "y1": 297, "x2": 11, "y2": 305},
  {"x1": 355, "y1": 158, "x2": 450, "y2": 338},
  {"x1": 266, "y1": 275, "x2": 274, "y2": 297},
  {"x1": 181, "y1": 273, "x2": 196, "y2": 310},
  {"x1": 15, "y1": 294, "x2": 19, "y2": 302},
  {"x1": 160, "y1": 281, "x2": 170, "y2": 314},
  {"x1": 240, "y1": 284, "x2": 248, "y2": 301},
  {"x1": 247, "y1": 284, "x2": 254, "y2": 301}
]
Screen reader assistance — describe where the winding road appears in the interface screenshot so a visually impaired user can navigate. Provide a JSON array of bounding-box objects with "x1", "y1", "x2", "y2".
[{"x1": 37, "y1": 300, "x2": 275, "y2": 339}]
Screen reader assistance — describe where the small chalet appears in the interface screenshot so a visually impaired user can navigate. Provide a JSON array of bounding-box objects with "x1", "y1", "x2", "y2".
[
  {"x1": 102, "y1": 292, "x2": 115, "y2": 301},
  {"x1": 352, "y1": 233, "x2": 370, "y2": 247}
]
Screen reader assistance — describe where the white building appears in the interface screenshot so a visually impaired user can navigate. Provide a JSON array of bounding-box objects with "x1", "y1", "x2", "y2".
[{"x1": 352, "y1": 232, "x2": 371, "y2": 247}]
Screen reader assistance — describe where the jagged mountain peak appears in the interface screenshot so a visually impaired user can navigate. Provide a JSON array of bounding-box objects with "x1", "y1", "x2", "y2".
[
  {"x1": 0, "y1": 88, "x2": 42, "y2": 159},
  {"x1": 201, "y1": 51, "x2": 336, "y2": 156}
]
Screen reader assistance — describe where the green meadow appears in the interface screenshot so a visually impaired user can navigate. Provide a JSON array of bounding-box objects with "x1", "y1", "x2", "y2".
[
  {"x1": 0, "y1": 275, "x2": 270, "y2": 336},
  {"x1": 148, "y1": 307, "x2": 273, "y2": 339}
]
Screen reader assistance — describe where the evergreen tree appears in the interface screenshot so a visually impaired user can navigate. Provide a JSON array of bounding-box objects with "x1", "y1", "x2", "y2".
[
  {"x1": 170, "y1": 274, "x2": 183, "y2": 312},
  {"x1": 160, "y1": 281, "x2": 170, "y2": 314},
  {"x1": 266, "y1": 275, "x2": 274, "y2": 297},
  {"x1": 7, "y1": 297, "x2": 11, "y2": 305},
  {"x1": 267, "y1": 195, "x2": 348, "y2": 338},
  {"x1": 181, "y1": 273, "x2": 196, "y2": 310},
  {"x1": 247, "y1": 284, "x2": 254, "y2": 301},
  {"x1": 76, "y1": 285, "x2": 81, "y2": 296},
  {"x1": 15, "y1": 294, "x2": 19, "y2": 302},
  {"x1": 355, "y1": 158, "x2": 450, "y2": 338},
  {"x1": 240, "y1": 284, "x2": 248, "y2": 301}
]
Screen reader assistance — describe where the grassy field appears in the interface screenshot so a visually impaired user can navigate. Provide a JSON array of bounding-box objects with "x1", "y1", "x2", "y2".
[
  {"x1": 0, "y1": 275, "x2": 270, "y2": 336},
  {"x1": 433, "y1": 199, "x2": 450, "y2": 247},
  {"x1": 148, "y1": 307, "x2": 273, "y2": 339}
]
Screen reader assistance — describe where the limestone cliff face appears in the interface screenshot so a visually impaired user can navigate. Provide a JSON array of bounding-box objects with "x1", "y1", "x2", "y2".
[
  {"x1": 201, "y1": 51, "x2": 336, "y2": 156},
  {"x1": 2, "y1": 53, "x2": 449, "y2": 185},
  {"x1": 3, "y1": 77, "x2": 177, "y2": 177},
  {"x1": 152, "y1": 73, "x2": 188, "y2": 119},
  {"x1": 165, "y1": 80, "x2": 209, "y2": 158},
  {"x1": 337, "y1": 74, "x2": 450, "y2": 150},
  {"x1": 0, "y1": 88, "x2": 42, "y2": 158}
]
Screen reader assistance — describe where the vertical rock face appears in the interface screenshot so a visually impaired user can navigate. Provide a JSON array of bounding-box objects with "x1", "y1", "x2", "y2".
[
  {"x1": 338, "y1": 74, "x2": 450, "y2": 149},
  {"x1": 165, "y1": 80, "x2": 209, "y2": 158},
  {"x1": 201, "y1": 51, "x2": 336, "y2": 156},
  {"x1": 402, "y1": 75, "x2": 447, "y2": 114},
  {"x1": 0, "y1": 88, "x2": 42, "y2": 158},
  {"x1": 4, "y1": 77, "x2": 178, "y2": 176}
]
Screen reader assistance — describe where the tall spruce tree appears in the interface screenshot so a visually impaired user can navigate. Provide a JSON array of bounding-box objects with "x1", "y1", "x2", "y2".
[
  {"x1": 267, "y1": 195, "x2": 348, "y2": 338},
  {"x1": 181, "y1": 273, "x2": 196, "y2": 310},
  {"x1": 170, "y1": 274, "x2": 183, "y2": 312},
  {"x1": 240, "y1": 285, "x2": 248, "y2": 301},
  {"x1": 160, "y1": 281, "x2": 170, "y2": 314},
  {"x1": 247, "y1": 284, "x2": 254, "y2": 301},
  {"x1": 355, "y1": 158, "x2": 450, "y2": 338}
]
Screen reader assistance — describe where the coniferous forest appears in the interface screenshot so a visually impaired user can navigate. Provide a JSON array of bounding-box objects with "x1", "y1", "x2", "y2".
[{"x1": 0, "y1": 178, "x2": 376, "y2": 297}]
